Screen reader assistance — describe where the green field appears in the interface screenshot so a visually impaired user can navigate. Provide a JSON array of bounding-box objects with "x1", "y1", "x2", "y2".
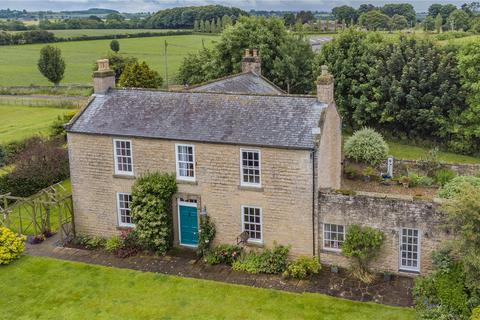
[
  {"x1": 0, "y1": 256, "x2": 415, "y2": 320},
  {"x1": 0, "y1": 34, "x2": 219, "y2": 86},
  {"x1": 0, "y1": 104, "x2": 73, "y2": 143}
]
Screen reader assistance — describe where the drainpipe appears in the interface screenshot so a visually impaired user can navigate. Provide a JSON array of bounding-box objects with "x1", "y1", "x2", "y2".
[{"x1": 311, "y1": 149, "x2": 316, "y2": 257}]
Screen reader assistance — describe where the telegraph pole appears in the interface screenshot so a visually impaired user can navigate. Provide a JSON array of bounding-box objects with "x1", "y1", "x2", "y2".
[{"x1": 164, "y1": 40, "x2": 168, "y2": 89}]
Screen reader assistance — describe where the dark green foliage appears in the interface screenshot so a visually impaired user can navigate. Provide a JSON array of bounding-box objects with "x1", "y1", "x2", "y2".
[
  {"x1": 390, "y1": 14, "x2": 409, "y2": 30},
  {"x1": 146, "y1": 5, "x2": 245, "y2": 29},
  {"x1": 358, "y1": 10, "x2": 391, "y2": 30},
  {"x1": 413, "y1": 257, "x2": 471, "y2": 320},
  {"x1": 197, "y1": 215, "x2": 216, "y2": 257},
  {"x1": 272, "y1": 35, "x2": 315, "y2": 94},
  {"x1": 204, "y1": 244, "x2": 242, "y2": 265},
  {"x1": 131, "y1": 173, "x2": 177, "y2": 255},
  {"x1": 37, "y1": 45, "x2": 66, "y2": 85},
  {"x1": 179, "y1": 16, "x2": 314, "y2": 94},
  {"x1": 0, "y1": 139, "x2": 30, "y2": 167},
  {"x1": 0, "y1": 30, "x2": 54, "y2": 45},
  {"x1": 232, "y1": 243, "x2": 290, "y2": 274},
  {"x1": 332, "y1": 5, "x2": 358, "y2": 24},
  {"x1": 1, "y1": 138, "x2": 69, "y2": 197},
  {"x1": 110, "y1": 39, "x2": 120, "y2": 53},
  {"x1": 283, "y1": 256, "x2": 321, "y2": 279},
  {"x1": 118, "y1": 61, "x2": 163, "y2": 88},
  {"x1": 380, "y1": 3, "x2": 416, "y2": 24}
]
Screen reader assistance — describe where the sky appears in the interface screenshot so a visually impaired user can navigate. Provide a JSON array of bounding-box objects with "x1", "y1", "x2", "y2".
[{"x1": 0, "y1": 0, "x2": 469, "y2": 13}]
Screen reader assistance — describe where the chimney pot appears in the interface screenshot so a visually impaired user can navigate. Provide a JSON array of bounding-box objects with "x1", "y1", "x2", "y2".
[
  {"x1": 316, "y1": 65, "x2": 334, "y2": 103},
  {"x1": 93, "y1": 59, "x2": 115, "y2": 94},
  {"x1": 241, "y1": 48, "x2": 261, "y2": 75}
]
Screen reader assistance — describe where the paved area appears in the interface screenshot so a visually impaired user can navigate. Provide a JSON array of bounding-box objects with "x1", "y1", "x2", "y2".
[{"x1": 26, "y1": 234, "x2": 414, "y2": 307}]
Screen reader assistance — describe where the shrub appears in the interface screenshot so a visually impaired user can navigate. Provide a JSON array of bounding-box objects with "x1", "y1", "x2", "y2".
[
  {"x1": 344, "y1": 128, "x2": 389, "y2": 166},
  {"x1": 232, "y1": 243, "x2": 290, "y2": 274},
  {"x1": 197, "y1": 215, "x2": 216, "y2": 257},
  {"x1": 0, "y1": 227, "x2": 26, "y2": 265},
  {"x1": 113, "y1": 229, "x2": 145, "y2": 258},
  {"x1": 105, "y1": 236, "x2": 122, "y2": 253},
  {"x1": 413, "y1": 261, "x2": 471, "y2": 320},
  {"x1": 50, "y1": 112, "x2": 76, "y2": 139},
  {"x1": 93, "y1": 53, "x2": 138, "y2": 83},
  {"x1": 283, "y1": 256, "x2": 321, "y2": 279},
  {"x1": 344, "y1": 165, "x2": 359, "y2": 179},
  {"x1": 342, "y1": 225, "x2": 384, "y2": 283},
  {"x1": 85, "y1": 236, "x2": 106, "y2": 249},
  {"x1": 418, "y1": 176, "x2": 434, "y2": 187},
  {"x1": 438, "y1": 175, "x2": 480, "y2": 199},
  {"x1": 362, "y1": 166, "x2": 377, "y2": 180},
  {"x1": 418, "y1": 147, "x2": 442, "y2": 177},
  {"x1": 204, "y1": 244, "x2": 242, "y2": 266},
  {"x1": 434, "y1": 169, "x2": 457, "y2": 187},
  {"x1": 118, "y1": 61, "x2": 163, "y2": 88},
  {"x1": 2, "y1": 138, "x2": 69, "y2": 197},
  {"x1": 38, "y1": 45, "x2": 66, "y2": 86},
  {"x1": 472, "y1": 307, "x2": 480, "y2": 320},
  {"x1": 131, "y1": 172, "x2": 177, "y2": 254}
]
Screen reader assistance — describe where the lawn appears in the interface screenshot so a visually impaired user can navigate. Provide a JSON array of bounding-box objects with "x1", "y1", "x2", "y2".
[
  {"x1": 388, "y1": 140, "x2": 480, "y2": 164},
  {"x1": 0, "y1": 256, "x2": 416, "y2": 320},
  {"x1": 0, "y1": 104, "x2": 74, "y2": 144},
  {"x1": 0, "y1": 34, "x2": 219, "y2": 87},
  {"x1": 4, "y1": 180, "x2": 71, "y2": 236}
]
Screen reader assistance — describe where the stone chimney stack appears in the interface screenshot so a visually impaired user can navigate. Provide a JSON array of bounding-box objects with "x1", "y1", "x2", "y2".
[
  {"x1": 241, "y1": 48, "x2": 261, "y2": 75},
  {"x1": 93, "y1": 59, "x2": 115, "y2": 94},
  {"x1": 316, "y1": 65, "x2": 334, "y2": 103}
]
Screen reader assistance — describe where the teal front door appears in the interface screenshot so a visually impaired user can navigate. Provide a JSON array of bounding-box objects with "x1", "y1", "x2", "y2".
[{"x1": 179, "y1": 204, "x2": 198, "y2": 246}]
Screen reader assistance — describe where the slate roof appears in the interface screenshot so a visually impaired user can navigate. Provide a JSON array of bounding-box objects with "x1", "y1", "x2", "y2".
[
  {"x1": 190, "y1": 72, "x2": 285, "y2": 95},
  {"x1": 68, "y1": 89, "x2": 327, "y2": 150}
]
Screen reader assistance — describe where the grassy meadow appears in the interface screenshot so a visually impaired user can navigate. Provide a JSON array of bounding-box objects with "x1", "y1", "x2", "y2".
[
  {"x1": 0, "y1": 256, "x2": 416, "y2": 320},
  {"x1": 0, "y1": 34, "x2": 219, "y2": 86},
  {"x1": 0, "y1": 104, "x2": 73, "y2": 143},
  {"x1": 13, "y1": 28, "x2": 186, "y2": 37}
]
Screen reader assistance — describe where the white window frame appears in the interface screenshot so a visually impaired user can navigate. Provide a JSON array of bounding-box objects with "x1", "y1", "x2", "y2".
[
  {"x1": 240, "y1": 148, "x2": 261, "y2": 187},
  {"x1": 113, "y1": 139, "x2": 134, "y2": 176},
  {"x1": 175, "y1": 144, "x2": 196, "y2": 182},
  {"x1": 116, "y1": 192, "x2": 134, "y2": 228},
  {"x1": 241, "y1": 205, "x2": 263, "y2": 244},
  {"x1": 399, "y1": 228, "x2": 421, "y2": 272},
  {"x1": 323, "y1": 223, "x2": 345, "y2": 252}
]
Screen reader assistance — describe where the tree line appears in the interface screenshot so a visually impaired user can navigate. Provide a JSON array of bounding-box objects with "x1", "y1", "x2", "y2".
[
  {"x1": 193, "y1": 15, "x2": 233, "y2": 33},
  {"x1": 178, "y1": 16, "x2": 480, "y2": 156}
]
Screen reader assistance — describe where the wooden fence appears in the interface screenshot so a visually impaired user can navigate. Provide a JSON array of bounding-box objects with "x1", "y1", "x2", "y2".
[{"x1": 0, "y1": 181, "x2": 75, "y2": 243}]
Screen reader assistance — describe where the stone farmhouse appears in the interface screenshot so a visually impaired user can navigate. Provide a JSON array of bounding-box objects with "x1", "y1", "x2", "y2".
[{"x1": 67, "y1": 49, "x2": 446, "y2": 276}]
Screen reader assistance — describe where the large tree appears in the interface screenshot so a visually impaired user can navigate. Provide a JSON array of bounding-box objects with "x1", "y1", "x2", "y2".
[
  {"x1": 447, "y1": 9, "x2": 470, "y2": 30},
  {"x1": 358, "y1": 10, "x2": 391, "y2": 30},
  {"x1": 380, "y1": 3, "x2": 416, "y2": 24},
  {"x1": 332, "y1": 5, "x2": 358, "y2": 24},
  {"x1": 37, "y1": 45, "x2": 65, "y2": 86},
  {"x1": 178, "y1": 16, "x2": 314, "y2": 94}
]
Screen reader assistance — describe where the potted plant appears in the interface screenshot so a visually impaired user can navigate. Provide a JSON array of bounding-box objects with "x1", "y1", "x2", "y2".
[
  {"x1": 362, "y1": 166, "x2": 376, "y2": 182},
  {"x1": 399, "y1": 175, "x2": 411, "y2": 188},
  {"x1": 383, "y1": 271, "x2": 392, "y2": 282},
  {"x1": 330, "y1": 264, "x2": 339, "y2": 274}
]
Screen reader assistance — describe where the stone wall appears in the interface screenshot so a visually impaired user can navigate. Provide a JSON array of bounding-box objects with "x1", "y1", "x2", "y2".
[
  {"x1": 67, "y1": 132, "x2": 319, "y2": 257},
  {"x1": 318, "y1": 191, "x2": 450, "y2": 276},
  {"x1": 383, "y1": 159, "x2": 480, "y2": 177}
]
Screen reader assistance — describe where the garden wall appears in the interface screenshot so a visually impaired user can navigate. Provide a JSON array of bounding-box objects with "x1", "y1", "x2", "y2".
[
  {"x1": 318, "y1": 190, "x2": 450, "y2": 276},
  {"x1": 383, "y1": 159, "x2": 480, "y2": 176}
]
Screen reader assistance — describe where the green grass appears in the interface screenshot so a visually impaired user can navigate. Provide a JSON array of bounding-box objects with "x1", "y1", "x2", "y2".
[
  {"x1": 43, "y1": 29, "x2": 186, "y2": 37},
  {"x1": 388, "y1": 140, "x2": 480, "y2": 164},
  {"x1": 5, "y1": 180, "x2": 71, "y2": 236},
  {"x1": 0, "y1": 256, "x2": 415, "y2": 320},
  {"x1": 0, "y1": 34, "x2": 219, "y2": 87},
  {"x1": 0, "y1": 104, "x2": 74, "y2": 143},
  {"x1": 438, "y1": 34, "x2": 480, "y2": 46}
]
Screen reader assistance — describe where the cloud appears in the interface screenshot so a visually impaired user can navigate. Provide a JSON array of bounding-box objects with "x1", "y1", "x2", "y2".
[{"x1": 0, "y1": 0, "x2": 467, "y2": 12}]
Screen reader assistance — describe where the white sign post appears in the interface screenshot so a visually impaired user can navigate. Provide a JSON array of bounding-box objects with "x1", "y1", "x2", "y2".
[{"x1": 387, "y1": 156, "x2": 394, "y2": 178}]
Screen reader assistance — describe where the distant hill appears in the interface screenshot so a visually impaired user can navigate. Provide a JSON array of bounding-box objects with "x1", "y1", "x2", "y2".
[
  {"x1": 59, "y1": 8, "x2": 119, "y2": 15},
  {"x1": 146, "y1": 5, "x2": 247, "y2": 29}
]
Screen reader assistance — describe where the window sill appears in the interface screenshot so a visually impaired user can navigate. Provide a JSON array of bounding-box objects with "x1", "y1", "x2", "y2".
[
  {"x1": 238, "y1": 185, "x2": 264, "y2": 192},
  {"x1": 113, "y1": 174, "x2": 135, "y2": 180},
  {"x1": 176, "y1": 179, "x2": 198, "y2": 185},
  {"x1": 321, "y1": 248, "x2": 342, "y2": 255},
  {"x1": 246, "y1": 241, "x2": 264, "y2": 248},
  {"x1": 398, "y1": 269, "x2": 420, "y2": 275},
  {"x1": 116, "y1": 225, "x2": 134, "y2": 231}
]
